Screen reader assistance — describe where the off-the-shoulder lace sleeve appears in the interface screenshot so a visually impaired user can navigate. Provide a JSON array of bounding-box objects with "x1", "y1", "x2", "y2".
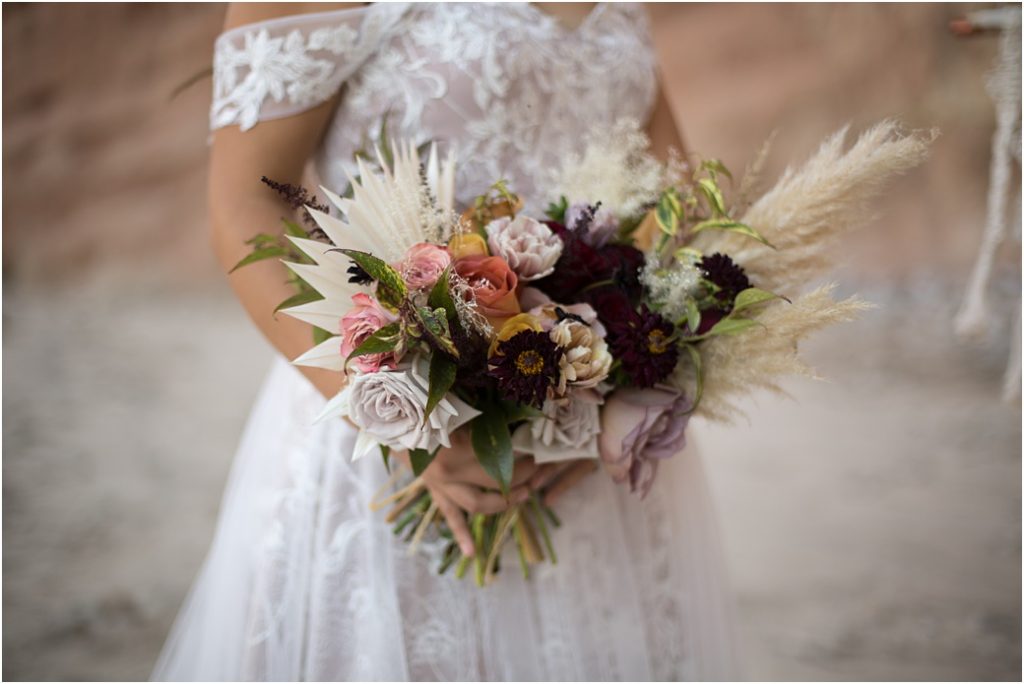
[{"x1": 211, "y1": 4, "x2": 407, "y2": 132}]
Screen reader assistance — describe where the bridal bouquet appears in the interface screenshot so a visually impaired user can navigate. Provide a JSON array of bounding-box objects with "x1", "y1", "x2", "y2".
[{"x1": 237, "y1": 119, "x2": 929, "y2": 585}]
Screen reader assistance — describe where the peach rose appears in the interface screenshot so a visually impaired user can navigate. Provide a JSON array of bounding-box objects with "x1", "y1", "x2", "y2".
[
  {"x1": 398, "y1": 242, "x2": 451, "y2": 290},
  {"x1": 453, "y1": 254, "x2": 521, "y2": 326}
]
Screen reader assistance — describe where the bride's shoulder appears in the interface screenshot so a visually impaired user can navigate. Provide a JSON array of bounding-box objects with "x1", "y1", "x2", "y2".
[{"x1": 211, "y1": 2, "x2": 402, "y2": 131}]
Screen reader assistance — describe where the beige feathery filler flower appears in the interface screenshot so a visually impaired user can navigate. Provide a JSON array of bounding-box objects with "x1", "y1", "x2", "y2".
[{"x1": 678, "y1": 121, "x2": 933, "y2": 422}]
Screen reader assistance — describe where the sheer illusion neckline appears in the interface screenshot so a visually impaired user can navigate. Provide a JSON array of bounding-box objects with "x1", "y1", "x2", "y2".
[{"x1": 525, "y1": 2, "x2": 607, "y2": 34}]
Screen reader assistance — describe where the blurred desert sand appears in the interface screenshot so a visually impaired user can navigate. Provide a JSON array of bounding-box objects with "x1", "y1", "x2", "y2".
[{"x1": 2, "y1": 3, "x2": 1020, "y2": 681}]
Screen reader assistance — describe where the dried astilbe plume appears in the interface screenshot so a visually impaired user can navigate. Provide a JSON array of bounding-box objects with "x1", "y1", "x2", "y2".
[
  {"x1": 693, "y1": 120, "x2": 935, "y2": 294},
  {"x1": 675, "y1": 121, "x2": 931, "y2": 422},
  {"x1": 550, "y1": 119, "x2": 684, "y2": 217}
]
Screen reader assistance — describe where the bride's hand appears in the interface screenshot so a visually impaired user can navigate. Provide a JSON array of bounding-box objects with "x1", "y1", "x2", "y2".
[
  {"x1": 399, "y1": 429, "x2": 539, "y2": 557},
  {"x1": 528, "y1": 459, "x2": 600, "y2": 506}
]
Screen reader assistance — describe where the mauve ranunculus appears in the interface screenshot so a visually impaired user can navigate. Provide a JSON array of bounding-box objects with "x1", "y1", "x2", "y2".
[
  {"x1": 340, "y1": 293, "x2": 399, "y2": 373},
  {"x1": 398, "y1": 242, "x2": 451, "y2": 290},
  {"x1": 485, "y1": 215, "x2": 563, "y2": 281},
  {"x1": 598, "y1": 386, "x2": 691, "y2": 499},
  {"x1": 566, "y1": 201, "x2": 620, "y2": 248},
  {"x1": 453, "y1": 254, "x2": 520, "y2": 324}
]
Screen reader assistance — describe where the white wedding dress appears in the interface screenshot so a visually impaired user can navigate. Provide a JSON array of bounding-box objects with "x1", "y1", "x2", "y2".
[{"x1": 154, "y1": 4, "x2": 740, "y2": 680}]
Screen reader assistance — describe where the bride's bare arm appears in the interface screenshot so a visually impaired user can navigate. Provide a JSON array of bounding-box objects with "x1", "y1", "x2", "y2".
[
  {"x1": 646, "y1": 72, "x2": 690, "y2": 163},
  {"x1": 211, "y1": 3, "x2": 539, "y2": 544},
  {"x1": 209, "y1": 3, "x2": 360, "y2": 400}
]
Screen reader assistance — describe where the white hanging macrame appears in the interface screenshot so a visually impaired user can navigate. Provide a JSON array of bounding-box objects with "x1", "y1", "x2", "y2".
[{"x1": 953, "y1": 5, "x2": 1022, "y2": 402}]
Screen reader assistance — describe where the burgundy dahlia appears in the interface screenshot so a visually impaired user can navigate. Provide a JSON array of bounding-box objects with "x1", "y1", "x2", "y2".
[
  {"x1": 699, "y1": 253, "x2": 751, "y2": 309},
  {"x1": 581, "y1": 286, "x2": 636, "y2": 330},
  {"x1": 534, "y1": 221, "x2": 646, "y2": 303},
  {"x1": 608, "y1": 306, "x2": 680, "y2": 388},
  {"x1": 488, "y1": 329, "x2": 562, "y2": 408}
]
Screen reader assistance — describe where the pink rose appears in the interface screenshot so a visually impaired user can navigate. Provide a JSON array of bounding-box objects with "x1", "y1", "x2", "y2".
[
  {"x1": 453, "y1": 255, "x2": 521, "y2": 325},
  {"x1": 398, "y1": 242, "x2": 451, "y2": 290},
  {"x1": 598, "y1": 386, "x2": 691, "y2": 499},
  {"x1": 340, "y1": 293, "x2": 399, "y2": 373}
]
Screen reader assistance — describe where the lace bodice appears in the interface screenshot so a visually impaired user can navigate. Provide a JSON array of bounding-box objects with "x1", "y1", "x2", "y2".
[{"x1": 211, "y1": 2, "x2": 658, "y2": 213}]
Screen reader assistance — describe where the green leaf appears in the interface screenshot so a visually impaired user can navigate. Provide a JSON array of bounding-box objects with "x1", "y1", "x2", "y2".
[
  {"x1": 312, "y1": 326, "x2": 333, "y2": 345},
  {"x1": 229, "y1": 246, "x2": 286, "y2": 273},
  {"x1": 346, "y1": 321, "x2": 401, "y2": 364},
  {"x1": 696, "y1": 178, "x2": 728, "y2": 216},
  {"x1": 427, "y1": 268, "x2": 458, "y2": 321},
  {"x1": 673, "y1": 246, "x2": 703, "y2": 264},
  {"x1": 655, "y1": 201, "x2": 679, "y2": 236},
  {"x1": 424, "y1": 353, "x2": 458, "y2": 423},
  {"x1": 273, "y1": 289, "x2": 324, "y2": 314},
  {"x1": 282, "y1": 219, "x2": 308, "y2": 238},
  {"x1": 705, "y1": 317, "x2": 761, "y2": 337},
  {"x1": 731, "y1": 287, "x2": 785, "y2": 315},
  {"x1": 682, "y1": 344, "x2": 704, "y2": 415},
  {"x1": 685, "y1": 298, "x2": 701, "y2": 333},
  {"x1": 691, "y1": 218, "x2": 775, "y2": 248},
  {"x1": 338, "y1": 249, "x2": 408, "y2": 310},
  {"x1": 244, "y1": 232, "x2": 281, "y2": 247},
  {"x1": 700, "y1": 158, "x2": 733, "y2": 182},
  {"x1": 470, "y1": 408, "x2": 514, "y2": 494},
  {"x1": 409, "y1": 447, "x2": 438, "y2": 476},
  {"x1": 380, "y1": 444, "x2": 391, "y2": 473},
  {"x1": 416, "y1": 306, "x2": 459, "y2": 358},
  {"x1": 545, "y1": 195, "x2": 568, "y2": 223},
  {"x1": 500, "y1": 400, "x2": 544, "y2": 423}
]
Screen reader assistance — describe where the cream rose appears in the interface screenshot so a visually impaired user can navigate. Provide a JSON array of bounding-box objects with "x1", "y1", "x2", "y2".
[
  {"x1": 484, "y1": 215, "x2": 562, "y2": 281},
  {"x1": 317, "y1": 356, "x2": 480, "y2": 460},
  {"x1": 511, "y1": 397, "x2": 602, "y2": 464}
]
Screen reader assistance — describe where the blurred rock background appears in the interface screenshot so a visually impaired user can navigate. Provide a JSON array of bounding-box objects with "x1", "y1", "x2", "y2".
[{"x1": 2, "y1": 3, "x2": 1020, "y2": 680}]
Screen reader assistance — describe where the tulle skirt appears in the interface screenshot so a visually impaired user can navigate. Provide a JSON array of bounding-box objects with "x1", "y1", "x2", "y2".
[{"x1": 153, "y1": 357, "x2": 741, "y2": 681}]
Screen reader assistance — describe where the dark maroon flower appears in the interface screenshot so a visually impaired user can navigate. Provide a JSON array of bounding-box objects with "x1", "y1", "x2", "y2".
[
  {"x1": 533, "y1": 227, "x2": 614, "y2": 300},
  {"x1": 693, "y1": 308, "x2": 725, "y2": 336},
  {"x1": 608, "y1": 306, "x2": 680, "y2": 388},
  {"x1": 488, "y1": 329, "x2": 562, "y2": 408},
  {"x1": 699, "y1": 253, "x2": 751, "y2": 309},
  {"x1": 580, "y1": 286, "x2": 636, "y2": 330},
  {"x1": 603, "y1": 243, "x2": 645, "y2": 300},
  {"x1": 534, "y1": 217, "x2": 646, "y2": 303}
]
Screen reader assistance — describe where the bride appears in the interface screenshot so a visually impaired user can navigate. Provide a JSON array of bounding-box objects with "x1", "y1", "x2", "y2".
[{"x1": 154, "y1": 3, "x2": 740, "y2": 680}]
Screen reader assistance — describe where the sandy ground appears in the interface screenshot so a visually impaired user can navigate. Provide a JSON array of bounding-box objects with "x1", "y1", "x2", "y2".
[{"x1": 3, "y1": 3, "x2": 1021, "y2": 681}]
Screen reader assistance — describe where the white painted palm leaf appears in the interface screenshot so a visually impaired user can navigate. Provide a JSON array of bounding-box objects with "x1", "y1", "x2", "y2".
[{"x1": 280, "y1": 141, "x2": 457, "y2": 371}]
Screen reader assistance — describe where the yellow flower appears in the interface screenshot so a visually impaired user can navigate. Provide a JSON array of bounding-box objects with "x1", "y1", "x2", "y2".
[
  {"x1": 489, "y1": 313, "x2": 543, "y2": 356},
  {"x1": 447, "y1": 232, "x2": 489, "y2": 260}
]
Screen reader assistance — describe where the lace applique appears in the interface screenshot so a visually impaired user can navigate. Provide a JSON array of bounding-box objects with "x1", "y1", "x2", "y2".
[{"x1": 211, "y1": 5, "x2": 408, "y2": 131}]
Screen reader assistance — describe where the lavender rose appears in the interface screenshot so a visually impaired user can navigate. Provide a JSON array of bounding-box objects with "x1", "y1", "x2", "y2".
[
  {"x1": 485, "y1": 215, "x2": 563, "y2": 281},
  {"x1": 321, "y1": 356, "x2": 480, "y2": 460},
  {"x1": 598, "y1": 386, "x2": 691, "y2": 498}
]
